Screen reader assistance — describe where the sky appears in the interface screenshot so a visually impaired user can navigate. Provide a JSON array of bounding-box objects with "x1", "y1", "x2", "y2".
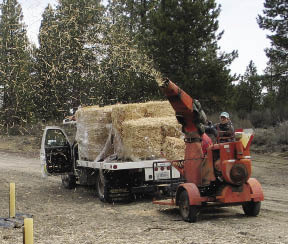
[
  {"x1": 15, "y1": 0, "x2": 270, "y2": 75},
  {"x1": 217, "y1": 0, "x2": 270, "y2": 75}
]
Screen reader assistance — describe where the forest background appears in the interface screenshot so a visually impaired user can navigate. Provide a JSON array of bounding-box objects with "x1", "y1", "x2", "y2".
[{"x1": 0, "y1": 0, "x2": 287, "y2": 153}]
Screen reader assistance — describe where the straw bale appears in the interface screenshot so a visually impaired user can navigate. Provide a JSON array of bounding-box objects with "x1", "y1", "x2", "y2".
[
  {"x1": 75, "y1": 106, "x2": 113, "y2": 161},
  {"x1": 160, "y1": 116, "x2": 183, "y2": 138},
  {"x1": 111, "y1": 101, "x2": 175, "y2": 136},
  {"x1": 111, "y1": 103, "x2": 147, "y2": 135},
  {"x1": 120, "y1": 116, "x2": 183, "y2": 160},
  {"x1": 144, "y1": 101, "x2": 175, "y2": 117},
  {"x1": 121, "y1": 117, "x2": 164, "y2": 160},
  {"x1": 162, "y1": 136, "x2": 185, "y2": 160},
  {"x1": 75, "y1": 105, "x2": 112, "y2": 124}
]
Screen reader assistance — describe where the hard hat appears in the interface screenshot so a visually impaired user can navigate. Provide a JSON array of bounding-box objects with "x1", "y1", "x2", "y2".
[{"x1": 220, "y1": 112, "x2": 229, "y2": 118}]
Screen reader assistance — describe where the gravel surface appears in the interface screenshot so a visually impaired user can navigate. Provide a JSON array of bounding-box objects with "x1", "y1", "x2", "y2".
[{"x1": 0, "y1": 151, "x2": 288, "y2": 244}]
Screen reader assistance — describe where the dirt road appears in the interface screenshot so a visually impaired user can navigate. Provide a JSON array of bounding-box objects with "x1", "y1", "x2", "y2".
[{"x1": 0, "y1": 151, "x2": 288, "y2": 244}]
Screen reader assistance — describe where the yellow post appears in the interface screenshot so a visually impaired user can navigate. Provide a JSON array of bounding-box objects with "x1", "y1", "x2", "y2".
[
  {"x1": 24, "y1": 218, "x2": 33, "y2": 244},
  {"x1": 9, "y1": 182, "x2": 15, "y2": 218}
]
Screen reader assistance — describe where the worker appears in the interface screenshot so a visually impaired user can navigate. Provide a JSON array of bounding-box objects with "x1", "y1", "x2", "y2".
[{"x1": 205, "y1": 112, "x2": 235, "y2": 143}]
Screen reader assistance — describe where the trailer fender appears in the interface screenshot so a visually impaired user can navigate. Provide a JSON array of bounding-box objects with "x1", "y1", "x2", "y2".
[
  {"x1": 247, "y1": 178, "x2": 264, "y2": 202},
  {"x1": 176, "y1": 183, "x2": 202, "y2": 206}
]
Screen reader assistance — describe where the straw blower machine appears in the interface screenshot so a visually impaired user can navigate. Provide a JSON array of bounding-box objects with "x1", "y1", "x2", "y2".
[{"x1": 153, "y1": 78, "x2": 264, "y2": 222}]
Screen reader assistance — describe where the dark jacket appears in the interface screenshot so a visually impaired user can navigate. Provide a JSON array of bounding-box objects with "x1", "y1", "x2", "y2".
[{"x1": 205, "y1": 121, "x2": 235, "y2": 143}]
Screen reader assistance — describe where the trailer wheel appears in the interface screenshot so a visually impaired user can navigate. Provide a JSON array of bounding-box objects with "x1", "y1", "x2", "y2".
[
  {"x1": 96, "y1": 172, "x2": 111, "y2": 203},
  {"x1": 61, "y1": 174, "x2": 76, "y2": 189},
  {"x1": 242, "y1": 201, "x2": 261, "y2": 216},
  {"x1": 179, "y1": 190, "x2": 199, "y2": 223}
]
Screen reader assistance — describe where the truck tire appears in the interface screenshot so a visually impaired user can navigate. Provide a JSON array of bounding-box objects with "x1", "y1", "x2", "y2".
[
  {"x1": 179, "y1": 190, "x2": 199, "y2": 223},
  {"x1": 61, "y1": 174, "x2": 76, "y2": 189},
  {"x1": 242, "y1": 201, "x2": 261, "y2": 216},
  {"x1": 96, "y1": 172, "x2": 111, "y2": 203}
]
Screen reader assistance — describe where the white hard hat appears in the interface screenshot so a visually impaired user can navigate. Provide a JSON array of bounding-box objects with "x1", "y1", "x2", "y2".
[{"x1": 220, "y1": 112, "x2": 229, "y2": 118}]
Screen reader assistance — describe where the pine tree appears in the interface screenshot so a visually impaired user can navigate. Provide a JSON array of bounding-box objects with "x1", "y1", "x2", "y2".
[
  {"x1": 234, "y1": 61, "x2": 262, "y2": 114},
  {"x1": 34, "y1": 4, "x2": 61, "y2": 120},
  {"x1": 257, "y1": 0, "x2": 288, "y2": 104},
  {"x1": 0, "y1": 0, "x2": 34, "y2": 129},
  {"x1": 35, "y1": 0, "x2": 103, "y2": 119},
  {"x1": 56, "y1": 0, "x2": 103, "y2": 113},
  {"x1": 115, "y1": 0, "x2": 238, "y2": 111},
  {"x1": 98, "y1": 1, "x2": 161, "y2": 105}
]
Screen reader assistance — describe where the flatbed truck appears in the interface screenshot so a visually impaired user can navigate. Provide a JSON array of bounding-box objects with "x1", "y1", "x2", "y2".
[{"x1": 40, "y1": 126, "x2": 181, "y2": 202}]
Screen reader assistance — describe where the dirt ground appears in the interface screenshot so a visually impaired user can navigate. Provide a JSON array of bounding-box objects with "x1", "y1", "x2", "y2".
[{"x1": 0, "y1": 150, "x2": 288, "y2": 244}]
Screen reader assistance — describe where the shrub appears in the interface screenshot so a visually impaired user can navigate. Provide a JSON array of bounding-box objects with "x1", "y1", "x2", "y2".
[
  {"x1": 253, "y1": 128, "x2": 277, "y2": 147},
  {"x1": 230, "y1": 114, "x2": 253, "y2": 130},
  {"x1": 275, "y1": 121, "x2": 288, "y2": 145},
  {"x1": 249, "y1": 109, "x2": 276, "y2": 128},
  {"x1": 252, "y1": 122, "x2": 288, "y2": 152},
  {"x1": 274, "y1": 103, "x2": 288, "y2": 122}
]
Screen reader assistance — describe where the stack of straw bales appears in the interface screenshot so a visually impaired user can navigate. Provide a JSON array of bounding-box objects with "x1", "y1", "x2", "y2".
[
  {"x1": 75, "y1": 101, "x2": 185, "y2": 161},
  {"x1": 75, "y1": 106, "x2": 113, "y2": 161}
]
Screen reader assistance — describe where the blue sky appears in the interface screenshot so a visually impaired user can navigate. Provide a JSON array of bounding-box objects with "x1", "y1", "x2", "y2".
[{"x1": 17, "y1": 0, "x2": 270, "y2": 75}]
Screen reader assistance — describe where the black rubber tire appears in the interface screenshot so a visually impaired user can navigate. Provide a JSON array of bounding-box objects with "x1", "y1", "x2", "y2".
[
  {"x1": 179, "y1": 190, "x2": 199, "y2": 223},
  {"x1": 242, "y1": 201, "x2": 261, "y2": 216},
  {"x1": 61, "y1": 174, "x2": 76, "y2": 189},
  {"x1": 96, "y1": 172, "x2": 111, "y2": 203}
]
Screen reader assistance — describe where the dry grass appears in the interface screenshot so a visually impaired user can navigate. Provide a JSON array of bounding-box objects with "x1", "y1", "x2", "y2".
[
  {"x1": 0, "y1": 135, "x2": 40, "y2": 157},
  {"x1": 252, "y1": 122, "x2": 288, "y2": 154}
]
